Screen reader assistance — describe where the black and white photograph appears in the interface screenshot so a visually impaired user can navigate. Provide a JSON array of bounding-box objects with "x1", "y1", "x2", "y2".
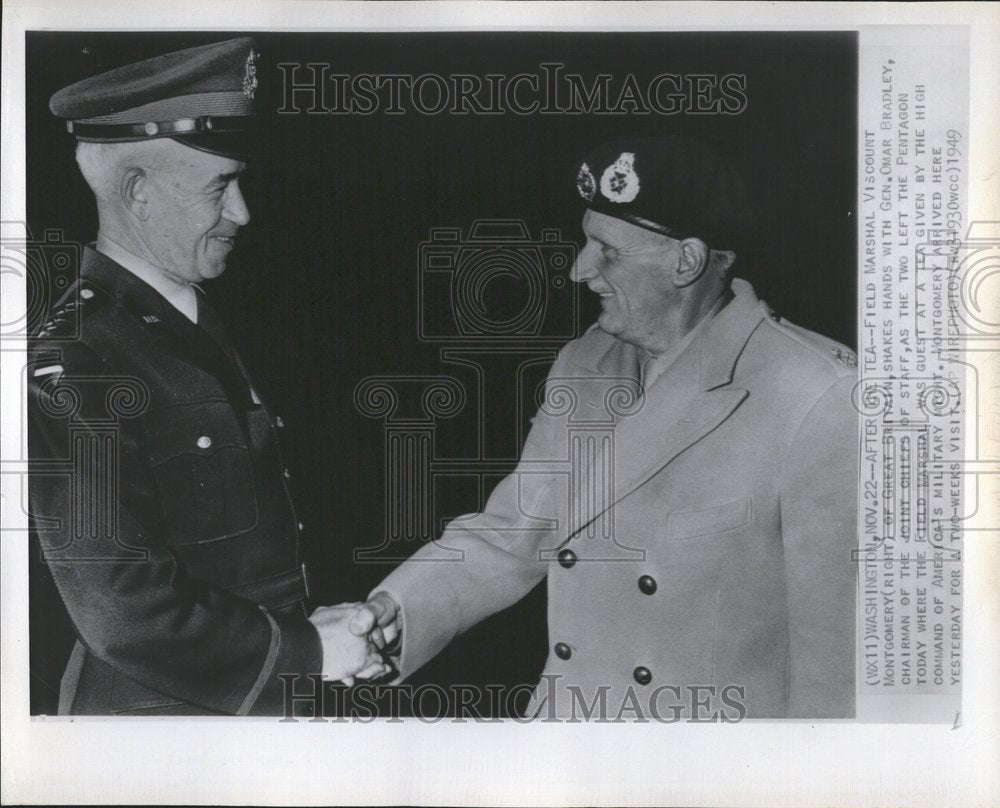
[{"x1": 1, "y1": 2, "x2": 997, "y2": 806}]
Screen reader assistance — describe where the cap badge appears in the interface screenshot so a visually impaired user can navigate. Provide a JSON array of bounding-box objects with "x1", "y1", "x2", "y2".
[
  {"x1": 576, "y1": 162, "x2": 596, "y2": 202},
  {"x1": 600, "y1": 152, "x2": 640, "y2": 204},
  {"x1": 243, "y1": 49, "x2": 258, "y2": 100}
]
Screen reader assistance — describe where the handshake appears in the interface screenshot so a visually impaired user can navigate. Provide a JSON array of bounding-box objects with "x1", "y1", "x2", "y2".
[{"x1": 307, "y1": 592, "x2": 401, "y2": 685}]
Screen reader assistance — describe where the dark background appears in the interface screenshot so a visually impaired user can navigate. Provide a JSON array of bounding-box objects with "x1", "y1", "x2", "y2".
[{"x1": 26, "y1": 31, "x2": 857, "y2": 715}]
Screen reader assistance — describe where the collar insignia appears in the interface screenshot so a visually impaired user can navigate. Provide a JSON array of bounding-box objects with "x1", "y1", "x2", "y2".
[{"x1": 243, "y1": 49, "x2": 259, "y2": 100}]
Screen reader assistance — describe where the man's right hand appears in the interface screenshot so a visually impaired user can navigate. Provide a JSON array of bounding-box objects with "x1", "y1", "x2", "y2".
[{"x1": 349, "y1": 592, "x2": 400, "y2": 651}]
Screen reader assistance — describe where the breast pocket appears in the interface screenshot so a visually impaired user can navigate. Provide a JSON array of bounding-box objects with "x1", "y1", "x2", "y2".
[
  {"x1": 665, "y1": 496, "x2": 752, "y2": 540},
  {"x1": 144, "y1": 401, "x2": 260, "y2": 544}
]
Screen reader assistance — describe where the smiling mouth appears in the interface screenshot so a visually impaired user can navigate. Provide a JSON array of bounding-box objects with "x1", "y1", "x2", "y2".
[{"x1": 213, "y1": 236, "x2": 236, "y2": 248}]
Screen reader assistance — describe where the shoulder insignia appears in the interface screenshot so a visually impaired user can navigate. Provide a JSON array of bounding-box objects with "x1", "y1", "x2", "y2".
[
  {"x1": 34, "y1": 284, "x2": 106, "y2": 340},
  {"x1": 831, "y1": 347, "x2": 857, "y2": 367},
  {"x1": 32, "y1": 363, "x2": 65, "y2": 379},
  {"x1": 760, "y1": 310, "x2": 857, "y2": 374}
]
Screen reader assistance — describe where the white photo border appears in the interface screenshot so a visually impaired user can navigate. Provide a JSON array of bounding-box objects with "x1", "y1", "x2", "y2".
[{"x1": 2, "y1": 2, "x2": 998, "y2": 806}]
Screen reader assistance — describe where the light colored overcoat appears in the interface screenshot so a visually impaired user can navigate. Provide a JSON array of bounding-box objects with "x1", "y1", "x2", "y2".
[{"x1": 378, "y1": 279, "x2": 858, "y2": 719}]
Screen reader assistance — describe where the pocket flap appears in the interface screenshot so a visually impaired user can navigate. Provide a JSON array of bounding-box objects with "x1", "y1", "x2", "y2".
[
  {"x1": 666, "y1": 496, "x2": 752, "y2": 539},
  {"x1": 145, "y1": 401, "x2": 248, "y2": 465}
]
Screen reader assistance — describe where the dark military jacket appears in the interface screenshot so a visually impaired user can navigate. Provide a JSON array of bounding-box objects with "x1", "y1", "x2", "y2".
[{"x1": 28, "y1": 246, "x2": 321, "y2": 715}]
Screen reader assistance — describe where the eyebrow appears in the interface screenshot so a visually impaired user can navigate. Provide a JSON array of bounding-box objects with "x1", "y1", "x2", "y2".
[{"x1": 209, "y1": 169, "x2": 245, "y2": 186}]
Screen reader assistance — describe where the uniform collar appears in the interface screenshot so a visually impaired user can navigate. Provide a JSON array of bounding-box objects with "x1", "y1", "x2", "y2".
[
  {"x1": 80, "y1": 245, "x2": 201, "y2": 341},
  {"x1": 79, "y1": 245, "x2": 259, "y2": 407},
  {"x1": 695, "y1": 278, "x2": 768, "y2": 390},
  {"x1": 587, "y1": 277, "x2": 767, "y2": 391},
  {"x1": 636, "y1": 290, "x2": 728, "y2": 387},
  {"x1": 95, "y1": 233, "x2": 199, "y2": 323}
]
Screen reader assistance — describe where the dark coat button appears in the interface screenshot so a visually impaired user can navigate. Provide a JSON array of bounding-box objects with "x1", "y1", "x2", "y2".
[
  {"x1": 633, "y1": 666, "x2": 652, "y2": 685},
  {"x1": 557, "y1": 549, "x2": 577, "y2": 569},
  {"x1": 638, "y1": 575, "x2": 657, "y2": 595},
  {"x1": 555, "y1": 642, "x2": 572, "y2": 660}
]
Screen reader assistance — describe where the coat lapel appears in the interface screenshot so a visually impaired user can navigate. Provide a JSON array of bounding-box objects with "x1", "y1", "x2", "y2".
[
  {"x1": 80, "y1": 247, "x2": 256, "y2": 406},
  {"x1": 562, "y1": 282, "x2": 766, "y2": 539}
]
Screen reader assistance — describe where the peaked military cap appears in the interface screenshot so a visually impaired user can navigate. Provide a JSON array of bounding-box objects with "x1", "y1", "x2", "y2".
[
  {"x1": 574, "y1": 136, "x2": 754, "y2": 252},
  {"x1": 49, "y1": 37, "x2": 260, "y2": 159}
]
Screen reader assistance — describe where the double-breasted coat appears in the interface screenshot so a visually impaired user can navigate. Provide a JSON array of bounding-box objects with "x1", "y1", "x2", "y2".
[
  {"x1": 377, "y1": 278, "x2": 859, "y2": 719},
  {"x1": 28, "y1": 247, "x2": 321, "y2": 715}
]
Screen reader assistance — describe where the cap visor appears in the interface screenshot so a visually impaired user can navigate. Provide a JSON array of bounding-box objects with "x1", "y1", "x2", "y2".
[{"x1": 171, "y1": 132, "x2": 259, "y2": 160}]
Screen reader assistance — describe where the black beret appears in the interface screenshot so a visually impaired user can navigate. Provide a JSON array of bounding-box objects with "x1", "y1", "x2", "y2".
[
  {"x1": 49, "y1": 37, "x2": 259, "y2": 159},
  {"x1": 574, "y1": 136, "x2": 754, "y2": 252}
]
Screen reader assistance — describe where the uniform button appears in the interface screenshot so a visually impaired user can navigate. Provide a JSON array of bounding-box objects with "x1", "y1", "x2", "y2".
[
  {"x1": 275, "y1": 416, "x2": 285, "y2": 428},
  {"x1": 283, "y1": 468, "x2": 291, "y2": 479},
  {"x1": 557, "y1": 549, "x2": 577, "y2": 569},
  {"x1": 80, "y1": 288, "x2": 94, "y2": 300},
  {"x1": 554, "y1": 642, "x2": 572, "y2": 660},
  {"x1": 633, "y1": 666, "x2": 652, "y2": 685},
  {"x1": 196, "y1": 435, "x2": 212, "y2": 449},
  {"x1": 638, "y1": 575, "x2": 657, "y2": 595},
  {"x1": 298, "y1": 521, "x2": 305, "y2": 531}
]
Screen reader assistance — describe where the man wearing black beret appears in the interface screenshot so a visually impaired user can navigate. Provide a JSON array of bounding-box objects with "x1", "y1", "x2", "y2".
[
  {"x1": 356, "y1": 136, "x2": 858, "y2": 719},
  {"x1": 29, "y1": 38, "x2": 386, "y2": 715}
]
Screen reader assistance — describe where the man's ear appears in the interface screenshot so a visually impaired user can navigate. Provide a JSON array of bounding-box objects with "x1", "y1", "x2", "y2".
[
  {"x1": 120, "y1": 168, "x2": 150, "y2": 222},
  {"x1": 672, "y1": 238, "x2": 710, "y2": 288}
]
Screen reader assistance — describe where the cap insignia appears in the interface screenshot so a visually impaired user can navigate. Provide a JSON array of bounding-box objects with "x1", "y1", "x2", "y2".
[
  {"x1": 243, "y1": 49, "x2": 258, "y2": 100},
  {"x1": 576, "y1": 162, "x2": 596, "y2": 202},
  {"x1": 600, "y1": 152, "x2": 640, "y2": 204}
]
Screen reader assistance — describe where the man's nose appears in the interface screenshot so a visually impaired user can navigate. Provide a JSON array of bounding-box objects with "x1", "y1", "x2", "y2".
[
  {"x1": 223, "y1": 181, "x2": 251, "y2": 227},
  {"x1": 570, "y1": 243, "x2": 598, "y2": 283}
]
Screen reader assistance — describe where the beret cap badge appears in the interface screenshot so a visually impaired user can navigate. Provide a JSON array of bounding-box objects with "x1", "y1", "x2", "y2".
[
  {"x1": 600, "y1": 151, "x2": 640, "y2": 204},
  {"x1": 576, "y1": 162, "x2": 596, "y2": 202},
  {"x1": 573, "y1": 137, "x2": 755, "y2": 252}
]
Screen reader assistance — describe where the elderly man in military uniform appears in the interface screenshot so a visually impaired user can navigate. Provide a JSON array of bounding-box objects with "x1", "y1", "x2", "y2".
[
  {"x1": 353, "y1": 137, "x2": 859, "y2": 720},
  {"x1": 29, "y1": 38, "x2": 385, "y2": 715}
]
